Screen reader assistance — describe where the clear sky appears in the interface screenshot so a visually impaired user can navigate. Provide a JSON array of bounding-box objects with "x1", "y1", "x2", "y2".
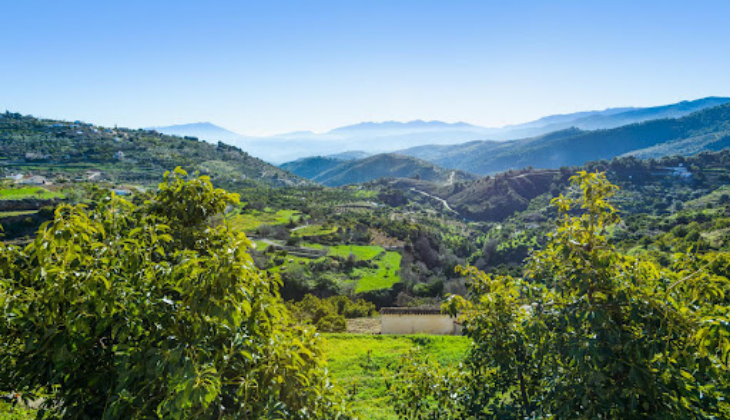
[{"x1": 2, "y1": 0, "x2": 729, "y2": 135}]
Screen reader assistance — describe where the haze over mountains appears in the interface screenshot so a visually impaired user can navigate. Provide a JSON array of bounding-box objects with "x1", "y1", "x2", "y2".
[
  {"x1": 6, "y1": 96, "x2": 730, "y2": 217},
  {"x1": 152, "y1": 97, "x2": 730, "y2": 164},
  {"x1": 153, "y1": 120, "x2": 494, "y2": 164},
  {"x1": 147, "y1": 122, "x2": 242, "y2": 143},
  {"x1": 397, "y1": 102, "x2": 730, "y2": 175},
  {"x1": 282, "y1": 101, "x2": 730, "y2": 184}
]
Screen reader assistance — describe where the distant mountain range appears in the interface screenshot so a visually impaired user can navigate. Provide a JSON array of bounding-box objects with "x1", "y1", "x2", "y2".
[
  {"x1": 151, "y1": 120, "x2": 494, "y2": 163},
  {"x1": 485, "y1": 96, "x2": 730, "y2": 140},
  {"x1": 146, "y1": 122, "x2": 243, "y2": 143},
  {"x1": 279, "y1": 100, "x2": 730, "y2": 184},
  {"x1": 151, "y1": 97, "x2": 730, "y2": 163},
  {"x1": 329, "y1": 120, "x2": 478, "y2": 134},
  {"x1": 396, "y1": 102, "x2": 730, "y2": 175},
  {"x1": 326, "y1": 150, "x2": 371, "y2": 160}
]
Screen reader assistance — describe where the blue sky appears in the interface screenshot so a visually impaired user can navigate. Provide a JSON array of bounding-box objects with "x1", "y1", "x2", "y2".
[{"x1": 2, "y1": 0, "x2": 729, "y2": 135}]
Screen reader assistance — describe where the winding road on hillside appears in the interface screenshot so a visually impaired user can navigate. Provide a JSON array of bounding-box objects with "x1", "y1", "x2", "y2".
[
  {"x1": 409, "y1": 187, "x2": 459, "y2": 215},
  {"x1": 447, "y1": 171, "x2": 456, "y2": 185}
]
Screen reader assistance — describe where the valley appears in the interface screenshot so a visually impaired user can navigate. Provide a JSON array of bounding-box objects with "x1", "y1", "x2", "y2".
[
  {"x1": 4, "y1": 101, "x2": 730, "y2": 419},
  {"x1": 5, "y1": 2, "x2": 730, "y2": 418}
]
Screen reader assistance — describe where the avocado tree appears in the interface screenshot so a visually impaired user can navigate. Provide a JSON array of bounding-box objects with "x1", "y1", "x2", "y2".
[
  {"x1": 0, "y1": 168, "x2": 351, "y2": 419},
  {"x1": 389, "y1": 171, "x2": 730, "y2": 419}
]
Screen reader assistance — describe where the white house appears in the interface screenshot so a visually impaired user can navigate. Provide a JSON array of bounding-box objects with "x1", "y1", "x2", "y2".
[
  {"x1": 380, "y1": 307, "x2": 460, "y2": 335},
  {"x1": 18, "y1": 175, "x2": 48, "y2": 185}
]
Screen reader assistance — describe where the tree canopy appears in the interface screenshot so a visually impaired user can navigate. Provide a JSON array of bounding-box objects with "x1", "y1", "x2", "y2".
[
  {"x1": 389, "y1": 171, "x2": 730, "y2": 419},
  {"x1": 0, "y1": 168, "x2": 351, "y2": 419}
]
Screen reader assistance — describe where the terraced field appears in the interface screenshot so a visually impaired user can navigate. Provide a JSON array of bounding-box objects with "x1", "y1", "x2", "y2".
[
  {"x1": 0, "y1": 187, "x2": 64, "y2": 200},
  {"x1": 263, "y1": 243, "x2": 402, "y2": 293},
  {"x1": 352, "y1": 251, "x2": 401, "y2": 292},
  {"x1": 227, "y1": 208, "x2": 301, "y2": 231}
]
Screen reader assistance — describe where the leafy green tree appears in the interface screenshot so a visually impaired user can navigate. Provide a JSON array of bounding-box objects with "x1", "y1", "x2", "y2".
[
  {"x1": 288, "y1": 294, "x2": 375, "y2": 333},
  {"x1": 386, "y1": 350, "x2": 469, "y2": 420},
  {"x1": 0, "y1": 168, "x2": 351, "y2": 419},
  {"x1": 389, "y1": 171, "x2": 730, "y2": 419}
]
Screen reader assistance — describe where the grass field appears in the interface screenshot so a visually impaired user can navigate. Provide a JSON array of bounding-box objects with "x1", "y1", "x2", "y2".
[
  {"x1": 267, "y1": 255, "x2": 326, "y2": 275},
  {"x1": 2, "y1": 334, "x2": 469, "y2": 420},
  {"x1": 0, "y1": 187, "x2": 63, "y2": 200},
  {"x1": 353, "y1": 251, "x2": 401, "y2": 292},
  {"x1": 227, "y1": 209, "x2": 301, "y2": 232},
  {"x1": 323, "y1": 334, "x2": 470, "y2": 420},
  {"x1": 292, "y1": 224, "x2": 338, "y2": 237},
  {"x1": 325, "y1": 246, "x2": 401, "y2": 292},
  {"x1": 329, "y1": 245, "x2": 384, "y2": 260}
]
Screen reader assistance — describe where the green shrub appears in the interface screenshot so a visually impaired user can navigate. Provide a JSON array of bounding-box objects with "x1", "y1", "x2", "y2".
[
  {"x1": 389, "y1": 172, "x2": 730, "y2": 419},
  {"x1": 289, "y1": 294, "x2": 376, "y2": 332},
  {"x1": 0, "y1": 168, "x2": 351, "y2": 420},
  {"x1": 316, "y1": 314, "x2": 347, "y2": 333}
]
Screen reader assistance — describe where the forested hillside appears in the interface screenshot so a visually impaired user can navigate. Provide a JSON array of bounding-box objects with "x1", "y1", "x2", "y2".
[
  {"x1": 285, "y1": 153, "x2": 478, "y2": 187},
  {"x1": 0, "y1": 112, "x2": 305, "y2": 186},
  {"x1": 280, "y1": 156, "x2": 344, "y2": 180},
  {"x1": 382, "y1": 149, "x2": 730, "y2": 222}
]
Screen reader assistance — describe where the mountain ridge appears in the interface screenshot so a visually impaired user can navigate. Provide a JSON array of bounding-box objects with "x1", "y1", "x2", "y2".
[
  {"x1": 150, "y1": 97, "x2": 730, "y2": 163},
  {"x1": 149, "y1": 122, "x2": 244, "y2": 143},
  {"x1": 397, "y1": 103, "x2": 730, "y2": 174}
]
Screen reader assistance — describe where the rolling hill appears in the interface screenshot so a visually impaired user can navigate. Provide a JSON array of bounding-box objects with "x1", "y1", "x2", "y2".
[
  {"x1": 0, "y1": 112, "x2": 306, "y2": 187},
  {"x1": 280, "y1": 156, "x2": 344, "y2": 180},
  {"x1": 382, "y1": 168, "x2": 563, "y2": 222},
  {"x1": 291, "y1": 153, "x2": 478, "y2": 187}
]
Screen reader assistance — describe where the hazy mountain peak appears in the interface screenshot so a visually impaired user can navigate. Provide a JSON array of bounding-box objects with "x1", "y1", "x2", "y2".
[
  {"x1": 326, "y1": 150, "x2": 372, "y2": 160},
  {"x1": 149, "y1": 122, "x2": 242, "y2": 142},
  {"x1": 148, "y1": 97, "x2": 730, "y2": 163},
  {"x1": 330, "y1": 120, "x2": 479, "y2": 133}
]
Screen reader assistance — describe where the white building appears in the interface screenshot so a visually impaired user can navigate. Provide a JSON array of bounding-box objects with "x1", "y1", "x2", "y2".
[
  {"x1": 380, "y1": 307, "x2": 460, "y2": 335},
  {"x1": 18, "y1": 175, "x2": 48, "y2": 185}
]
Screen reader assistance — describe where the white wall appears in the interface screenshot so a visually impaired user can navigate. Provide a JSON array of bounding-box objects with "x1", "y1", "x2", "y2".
[{"x1": 381, "y1": 314, "x2": 456, "y2": 335}]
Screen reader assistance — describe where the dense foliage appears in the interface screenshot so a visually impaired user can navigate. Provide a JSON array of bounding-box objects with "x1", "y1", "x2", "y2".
[
  {"x1": 288, "y1": 295, "x2": 376, "y2": 332},
  {"x1": 0, "y1": 168, "x2": 350, "y2": 419},
  {"x1": 389, "y1": 172, "x2": 730, "y2": 419}
]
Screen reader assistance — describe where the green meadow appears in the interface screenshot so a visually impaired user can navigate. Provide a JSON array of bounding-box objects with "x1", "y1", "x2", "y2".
[{"x1": 322, "y1": 334, "x2": 470, "y2": 420}]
